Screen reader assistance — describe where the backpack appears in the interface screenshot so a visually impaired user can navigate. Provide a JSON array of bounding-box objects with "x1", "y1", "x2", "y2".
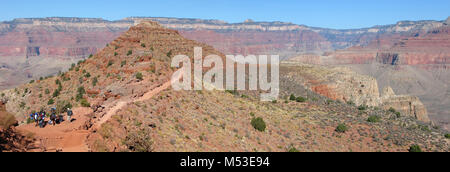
[{"x1": 67, "y1": 110, "x2": 73, "y2": 116}]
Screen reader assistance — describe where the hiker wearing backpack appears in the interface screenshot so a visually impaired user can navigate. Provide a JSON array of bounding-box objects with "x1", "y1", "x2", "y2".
[
  {"x1": 67, "y1": 108, "x2": 73, "y2": 123},
  {"x1": 38, "y1": 113, "x2": 45, "y2": 128},
  {"x1": 50, "y1": 112, "x2": 57, "y2": 126},
  {"x1": 34, "y1": 113, "x2": 39, "y2": 127}
]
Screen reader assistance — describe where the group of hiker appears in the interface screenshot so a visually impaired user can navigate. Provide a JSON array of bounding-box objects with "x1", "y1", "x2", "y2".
[{"x1": 28, "y1": 108, "x2": 74, "y2": 128}]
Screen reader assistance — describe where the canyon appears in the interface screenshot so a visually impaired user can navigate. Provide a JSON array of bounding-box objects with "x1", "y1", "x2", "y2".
[
  {"x1": 1, "y1": 21, "x2": 448, "y2": 152},
  {"x1": 0, "y1": 17, "x2": 449, "y2": 131}
]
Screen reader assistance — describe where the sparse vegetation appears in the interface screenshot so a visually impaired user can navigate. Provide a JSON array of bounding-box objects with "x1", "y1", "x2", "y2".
[
  {"x1": 135, "y1": 72, "x2": 144, "y2": 81},
  {"x1": 29, "y1": 80, "x2": 35, "y2": 84},
  {"x1": 76, "y1": 86, "x2": 86, "y2": 101},
  {"x1": 408, "y1": 145, "x2": 422, "y2": 152},
  {"x1": 287, "y1": 146, "x2": 299, "y2": 152},
  {"x1": 296, "y1": 96, "x2": 307, "y2": 103},
  {"x1": 251, "y1": 117, "x2": 266, "y2": 132},
  {"x1": 166, "y1": 50, "x2": 172, "y2": 57},
  {"x1": 45, "y1": 89, "x2": 50, "y2": 95},
  {"x1": 389, "y1": 107, "x2": 396, "y2": 113},
  {"x1": 289, "y1": 94, "x2": 296, "y2": 101},
  {"x1": 141, "y1": 43, "x2": 146, "y2": 47},
  {"x1": 107, "y1": 60, "x2": 114, "y2": 67},
  {"x1": 80, "y1": 98, "x2": 91, "y2": 107},
  {"x1": 121, "y1": 60, "x2": 126, "y2": 67},
  {"x1": 123, "y1": 129, "x2": 153, "y2": 152},
  {"x1": 114, "y1": 52, "x2": 118, "y2": 56},
  {"x1": 127, "y1": 50, "x2": 132, "y2": 56},
  {"x1": 92, "y1": 77, "x2": 98, "y2": 87},
  {"x1": 445, "y1": 134, "x2": 450, "y2": 139},
  {"x1": 335, "y1": 123, "x2": 348, "y2": 133},
  {"x1": 358, "y1": 105, "x2": 368, "y2": 111},
  {"x1": 48, "y1": 99, "x2": 55, "y2": 105},
  {"x1": 367, "y1": 115, "x2": 381, "y2": 123},
  {"x1": 347, "y1": 101, "x2": 355, "y2": 106}
]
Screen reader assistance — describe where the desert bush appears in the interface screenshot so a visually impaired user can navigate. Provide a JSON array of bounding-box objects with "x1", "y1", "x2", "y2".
[
  {"x1": 289, "y1": 94, "x2": 296, "y2": 101},
  {"x1": 287, "y1": 146, "x2": 299, "y2": 152},
  {"x1": 127, "y1": 50, "x2": 132, "y2": 56},
  {"x1": 395, "y1": 112, "x2": 401, "y2": 118},
  {"x1": 251, "y1": 117, "x2": 266, "y2": 132},
  {"x1": 367, "y1": 115, "x2": 381, "y2": 123},
  {"x1": 141, "y1": 43, "x2": 146, "y2": 47},
  {"x1": 52, "y1": 89, "x2": 60, "y2": 98},
  {"x1": 358, "y1": 105, "x2": 368, "y2": 111},
  {"x1": 114, "y1": 52, "x2": 118, "y2": 56},
  {"x1": 408, "y1": 145, "x2": 422, "y2": 152},
  {"x1": 347, "y1": 101, "x2": 355, "y2": 106},
  {"x1": 48, "y1": 99, "x2": 55, "y2": 105},
  {"x1": 296, "y1": 96, "x2": 307, "y2": 103},
  {"x1": 166, "y1": 50, "x2": 172, "y2": 57},
  {"x1": 80, "y1": 98, "x2": 91, "y2": 107},
  {"x1": 92, "y1": 77, "x2": 98, "y2": 87},
  {"x1": 389, "y1": 107, "x2": 396, "y2": 113},
  {"x1": 335, "y1": 123, "x2": 348, "y2": 133},
  {"x1": 29, "y1": 80, "x2": 34, "y2": 84},
  {"x1": 135, "y1": 72, "x2": 144, "y2": 81},
  {"x1": 121, "y1": 60, "x2": 126, "y2": 67},
  {"x1": 45, "y1": 89, "x2": 50, "y2": 95},
  {"x1": 445, "y1": 134, "x2": 450, "y2": 139},
  {"x1": 76, "y1": 86, "x2": 86, "y2": 101}
]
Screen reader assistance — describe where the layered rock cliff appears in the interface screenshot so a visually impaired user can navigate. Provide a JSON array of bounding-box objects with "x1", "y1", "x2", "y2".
[{"x1": 280, "y1": 62, "x2": 430, "y2": 123}]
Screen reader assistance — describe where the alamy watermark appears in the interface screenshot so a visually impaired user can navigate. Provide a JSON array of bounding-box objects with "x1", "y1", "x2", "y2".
[{"x1": 170, "y1": 47, "x2": 279, "y2": 101}]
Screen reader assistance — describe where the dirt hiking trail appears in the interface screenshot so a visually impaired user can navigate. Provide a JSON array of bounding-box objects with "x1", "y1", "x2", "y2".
[{"x1": 17, "y1": 72, "x2": 182, "y2": 152}]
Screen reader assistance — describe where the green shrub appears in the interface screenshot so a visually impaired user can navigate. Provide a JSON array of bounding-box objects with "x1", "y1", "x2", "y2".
[
  {"x1": 52, "y1": 89, "x2": 60, "y2": 98},
  {"x1": 395, "y1": 112, "x2": 401, "y2": 118},
  {"x1": 80, "y1": 98, "x2": 91, "y2": 107},
  {"x1": 1, "y1": 93, "x2": 4, "y2": 97},
  {"x1": 45, "y1": 89, "x2": 50, "y2": 94},
  {"x1": 251, "y1": 117, "x2": 266, "y2": 132},
  {"x1": 127, "y1": 50, "x2": 132, "y2": 56},
  {"x1": 166, "y1": 50, "x2": 172, "y2": 57},
  {"x1": 347, "y1": 101, "x2": 355, "y2": 106},
  {"x1": 445, "y1": 134, "x2": 450, "y2": 139},
  {"x1": 48, "y1": 99, "x2": 55, "y2": 105},
  {"x1": 408, "y1": 145, "x2": 422, "y2": 152},
  {"x1": 289, "y1": 94, "x2": 296, "y2": 101},
  {"x1": 92, "y1": 77, "x2": 98, "y2": 87},
  {"x1": 296, "y1": 96, "x2": 307, "y2": 103},
  {"x1": 141, "y1": 43, "x2": 146, "y2": 47},
  {"x1": 89, "y1": 54, "x2": 93, "y2": 58},
  {"x1": 108, "y1": 60, "x2": 114, "y2": 67},
  {"x1": 19, "y1": 102, "x2": 26, "y2": 109},
  {"x1": 135, "y1": 72, "x2": 144, "y2": 81},
  {"x1": 389, "y1": 107, "x2": 396, "y2": 113},
  {"x1": 367, "y1": 115, "x2": 381, "y2": 123},
  {"x1": 76, "y1": 86, "x2": 86, "y2": 101},
  {"x1": 29, "y1": 80, "x2": 35, "y2": 84},
  {"x1": 287, "y1": 146, "x2": 299, "y2": 152},
  {"x1": 358, "y1": 105, "x2": 368, "y2": 111},
  {"x1": 114, "y1": 52, "x2": 118, "y2": 56},
  {"x1": 335, "y1": 123, "x2": 348, "y2": 133},
  {"x1": 121, "y1": 60, "x2": 127, "y2": 67}
]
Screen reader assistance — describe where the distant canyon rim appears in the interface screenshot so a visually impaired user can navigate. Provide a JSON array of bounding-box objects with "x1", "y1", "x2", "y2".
[{"x1": 0, "y1": 16, "x2": 449, "y2": 130}]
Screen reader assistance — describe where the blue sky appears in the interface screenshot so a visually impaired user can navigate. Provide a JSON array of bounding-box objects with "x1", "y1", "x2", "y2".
[{"x1": 1, "y1": 0, "x2": 449, "y2": 29}]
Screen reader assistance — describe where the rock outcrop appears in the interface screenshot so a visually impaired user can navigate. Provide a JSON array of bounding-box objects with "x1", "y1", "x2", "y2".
[{"x1": 280, "y1": 62, "x2": 430, "y2": 123}]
